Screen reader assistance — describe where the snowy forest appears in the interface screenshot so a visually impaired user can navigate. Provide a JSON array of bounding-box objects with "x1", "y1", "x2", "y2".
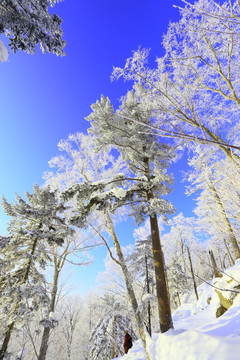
[{"x1": 1, "y1": 0, "x2": 240, "y2": 359}]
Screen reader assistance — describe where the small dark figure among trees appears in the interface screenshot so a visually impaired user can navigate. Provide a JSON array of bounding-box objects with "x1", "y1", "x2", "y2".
[{"x1": 123, "y1": 330, "x2": 132, "y2": 354}]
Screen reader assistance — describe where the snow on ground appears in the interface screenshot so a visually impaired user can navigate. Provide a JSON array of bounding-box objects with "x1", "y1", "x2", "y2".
[{"x1": 115, "y1": 261, "x2": 240, "y2": 360}]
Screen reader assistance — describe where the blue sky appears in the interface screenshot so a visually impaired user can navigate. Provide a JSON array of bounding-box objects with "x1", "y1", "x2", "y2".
[{"x1": 0, "y1": 0, "x2": 195, "y2": 295}]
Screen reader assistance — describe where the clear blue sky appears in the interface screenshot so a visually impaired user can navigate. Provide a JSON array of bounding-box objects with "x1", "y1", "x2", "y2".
[{"x1": 0, "y1": 0, "x2": 195, "y2": 295}]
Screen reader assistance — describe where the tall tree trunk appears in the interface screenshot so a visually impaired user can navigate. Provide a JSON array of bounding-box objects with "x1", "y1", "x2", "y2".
[
  {"x1": 145, "y1": 255, "x2": 152, "y2": 337},
  {"x1": 111, "y1": 315, "x2": 116, "y2": 359},
  {"x1": 143, "y1": 156, "x2": 173, "y2": 333},
  {"x1": 38, "y1": 262, "x2": 60, "y2": 360},
  {"x1": 177, "y1": 292, "x2": 181, "y2": 307},
  {"x1": 208, "y1": 253, "x2": 215, "y2": 277},
  {"x1": 209, "y1": 250, "x2": 222, "y2": 278},
  {"x1": 206, "y1": 173, "x2": 240, "y2": 259},
  {"x1": 148, "y1": 212, "x2": 173, "y2": 332},
  {"x1": 0, "y1": 236, "x2": 38, "y2": 359},
  {"x1": 187, "y1": 247, "x2": 199, "y2": 301},
  {"x1": 172, "y1": 296, "x2": 178, "y2": 308},
  {"x1": 217, "y1": 248, "x2": 224, "y2": 270},
  {"x1": 66, "y1": 325, "x2": 73, "y2": 360},
  {"x1": 106, "y1": 212, "x2": 152, "y2": 360},
  {"x1": 0, "y1": 322, "x2": 14, "y2": 360},
  {"x1": 179, "y1": 233, "x2": 187, "y2": 272},
  {"x1": 223, "y1": 238, "x2": 235, "y2": 266}
]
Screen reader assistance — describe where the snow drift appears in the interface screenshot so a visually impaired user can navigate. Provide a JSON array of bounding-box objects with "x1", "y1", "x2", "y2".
[{"x1": 115, "y1": 260, "x2": 240, "y2": 360}]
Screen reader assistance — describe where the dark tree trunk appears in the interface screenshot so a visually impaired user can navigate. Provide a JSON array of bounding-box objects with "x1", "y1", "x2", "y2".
[
  {"x1": 111, "y1": 315, "x2": 116, "y2": 359},
  {"x1": 143, "y1": 154, "x2": 173, "y2": 333},
  {"x1": 106, "y1": 212, "x2": 151, "y2": 360},
  {"x1": 224, "y1": 239, "x2": 235, "y2": 266},
  {"x1": 209, "y1": 250, "x2": 222, "y2": 278},
  {"x1": 145, "y1": 255, "x2": 152, "y2": 336},
  {"x1": 177, "y1": 292, "x2": 181, "y2": 307},
  {"x1": 149, "y1": 212, "x2": 173, "y2": 332},
  {"x1": 38, "y1": 264, "x2": 60, "y2": 360},
  {"x1": 179, "y1": 234, "x2": 187, "y2": 272},
  {"x1": 172, "y1": 296, "x2": 178, "y2": 308},
  {"x1": 0, "y1": 322, "x2": 14, "y2": 360},
  {"x1": 217, "y1": 248, "x2": 223, "y2": 270},
  {"x1": 187, "y1": 247, "x2": 199, "y2": 301}
]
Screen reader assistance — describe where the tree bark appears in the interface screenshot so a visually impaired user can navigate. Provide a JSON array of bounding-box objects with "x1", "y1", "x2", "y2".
[
  {"x1": 111, "y1": 315, "x2": 116, "y2": 359},
  {"x1": 148, "y1": 212, "x2": 173, "y2": 332},
  {"x1": 223, "y1": 238, "x2": 235, "y2": 266},
  {"x1": 209, "y1": 250, "x2": 222, "y2": 278},
  {"x1": 177, "y1": 292, "x2": 181, "y2": 307},
  {"x1": 206, "y1": 173, "x2": 240, "y2": 259},
  {"x1": 106, "y1": 212, "x2": 152, "y2": 360},
  {"x1": 217, "y1": 248, "x2": 224, "y2": 270},
  {"x1": 187, "y1": 247, "x2": 199, "y2": 301},
  {"x1": 145, "y1": 255, "x2": 152, "y2": 337},
  {"x1": 179, "y1": 233, "x2": 187, "y2": 272},
  {"x1": 143, "y1": 155, "x2": 173, "y2": 333},
  {"x1": 0, "y1": 322, "x2": 14, "y2": 360},
  {"x1": 38, "y1": 262, "x2": 60, "y2": 360}
]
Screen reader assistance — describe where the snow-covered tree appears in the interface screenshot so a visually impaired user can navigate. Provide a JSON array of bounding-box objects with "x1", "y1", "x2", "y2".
[
  {"x1": 38, "y1": 228, "x2": 93, "y2": 360},
  {"x1": 47, "y1": 132, "x2": 152, "y2": 359},
  {"x1": 58, "y1": 297, "x2": 83, "y2": 360},
  {"x1": 0, "y1": 0, "x2": 66, "y2": 55},
  {"x1": 176, "y1": 0, "x2": 240, "y2": 33},
  {"x1": 111, "y1": 0, "x2": 240, "y2": 165},
  {"x1": 0, "y1": 184, "x2": 73, "y2": 359},
  {"x1": 185, "y1": 146, "x2": 240, "y2": 259},
  {"x1": 86, "y1": 92, "x2": 175, "y2": 334},
  {"x1": 44, "y1": 293, "x2": 104, "y2": 360},
  {"x1": 89, "y1": 312, "x2": 136, "y2": 360},
  {"x1": 167, "y1": 256, "x2": 191, "y2": 307}
]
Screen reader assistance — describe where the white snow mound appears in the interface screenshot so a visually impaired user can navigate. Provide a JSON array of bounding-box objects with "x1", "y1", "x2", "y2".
[{"x1": 115, "y1": 261, "x2": 240, "y2": 360}]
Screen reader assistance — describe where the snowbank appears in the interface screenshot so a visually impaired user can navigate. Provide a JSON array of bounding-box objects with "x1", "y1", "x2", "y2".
[{"x1": 115, "y1": 261, "x2": 240, "y2": 360}]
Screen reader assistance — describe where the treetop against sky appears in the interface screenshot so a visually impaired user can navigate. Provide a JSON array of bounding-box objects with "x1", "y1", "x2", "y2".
[
  {"x1": 0, "y1": 0, "x2": 185, "y2": 232},
  {"x1": 1, "y1": 0, "x2": 238, "y2": 295}
]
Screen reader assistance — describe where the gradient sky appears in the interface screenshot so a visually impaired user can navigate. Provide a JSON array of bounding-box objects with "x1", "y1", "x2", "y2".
[{"x1": 0, "y1": 0, "x2": 195, "y2": 295}]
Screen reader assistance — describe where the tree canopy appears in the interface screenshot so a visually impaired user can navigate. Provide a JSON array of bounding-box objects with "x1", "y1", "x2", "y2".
[{"x1": 0, "y1": 0, "x2": 66, "y2": 55}]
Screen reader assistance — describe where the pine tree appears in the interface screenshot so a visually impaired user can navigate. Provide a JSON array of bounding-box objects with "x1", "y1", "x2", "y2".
[
  {"x1": 0, "y1": 184, "x2": 73, "y2": 359},
  {"x1": 58, "y1": 133, "x2": 153, "y2": 359},
  {"x1": 86, "y1": 92, "x2": 175, "y2": 333},
  {"x1": 185, "y1": 146, "x2": 240, "y2": 260},
  {"x1": 0, "y1": 0, "x2": 66, "y2": 55}
]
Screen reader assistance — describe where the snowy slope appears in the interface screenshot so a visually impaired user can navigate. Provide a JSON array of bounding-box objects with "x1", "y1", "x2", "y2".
[{"x1": 115, "y1": 261, "x2": 240, "y2": 360}]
